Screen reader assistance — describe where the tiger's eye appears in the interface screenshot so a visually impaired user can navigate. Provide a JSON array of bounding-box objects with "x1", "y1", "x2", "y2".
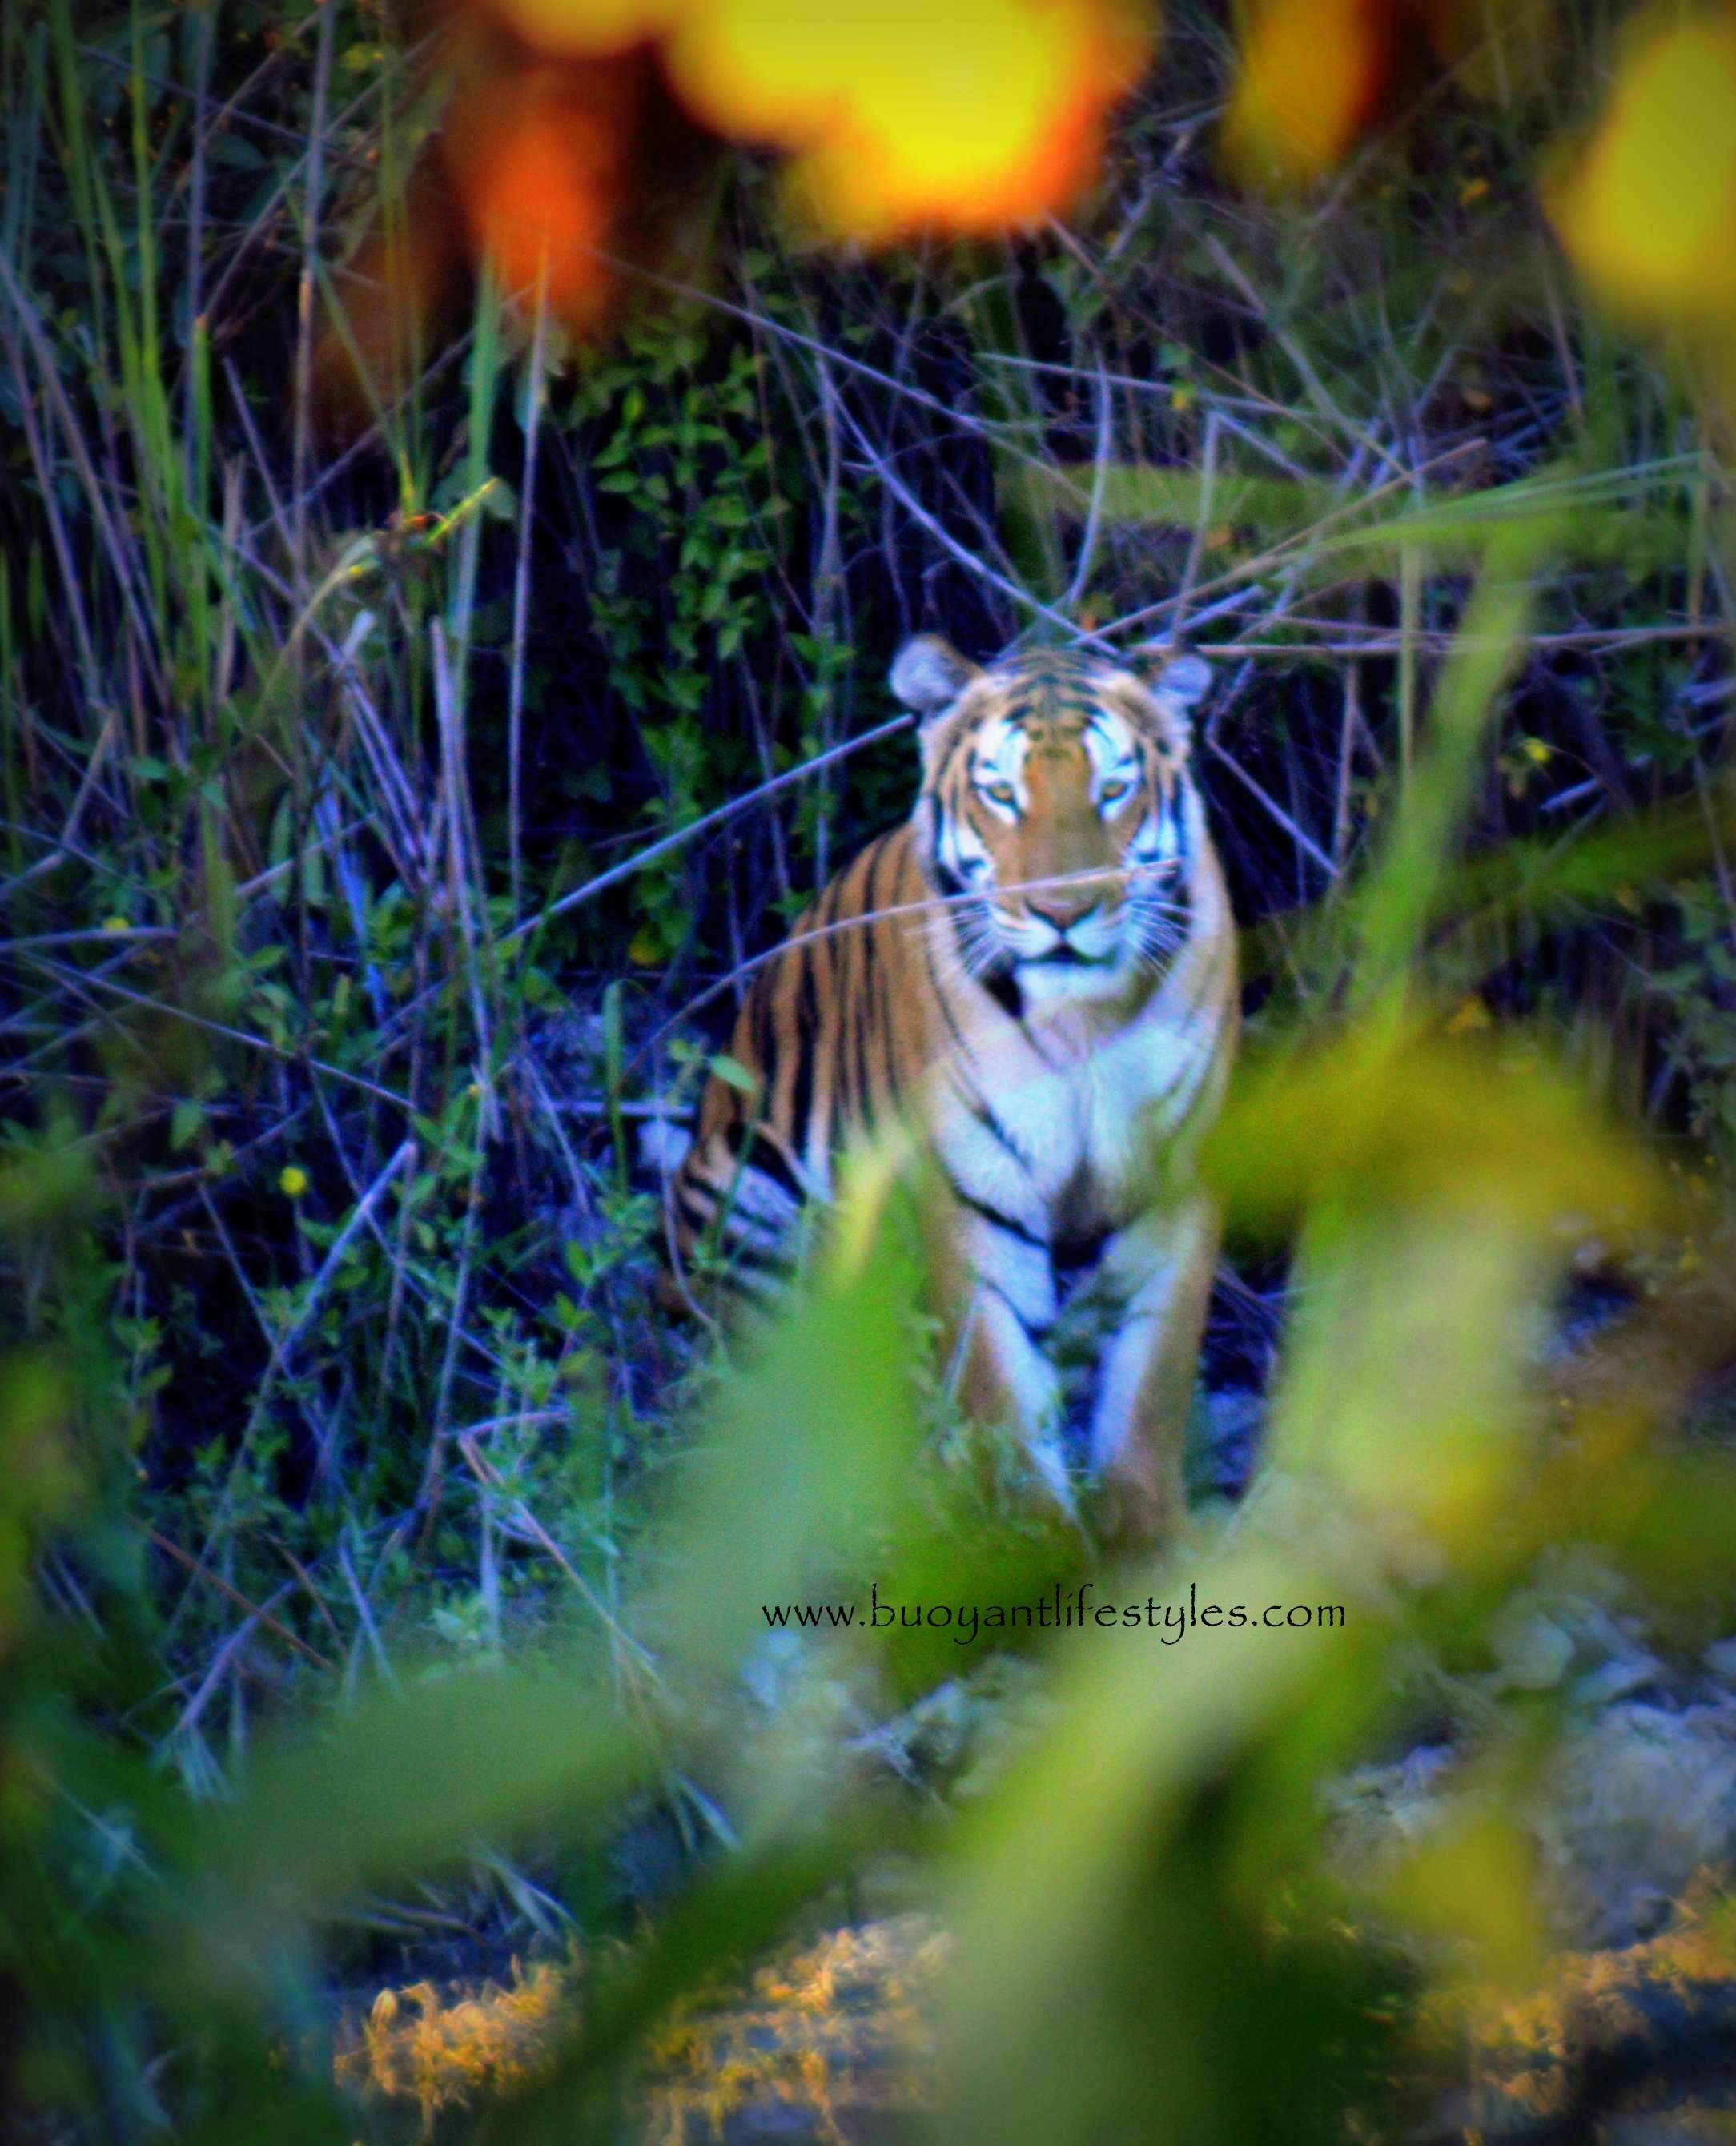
[
  {"x1": 984, "y1": 781, "x2": 1016, "y2": 806},
  {"x1": 1099, "y1": 778, "x2": 1131, "y2": 803}
]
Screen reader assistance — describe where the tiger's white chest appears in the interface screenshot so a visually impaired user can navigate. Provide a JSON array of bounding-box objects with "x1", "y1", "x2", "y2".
[{"x1": 933, "y1": 987, "x2": 1209, "y2": 1235}]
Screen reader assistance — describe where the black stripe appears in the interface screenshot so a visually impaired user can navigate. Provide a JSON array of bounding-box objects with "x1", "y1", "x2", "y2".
[
  {"x1": 677, "y1": 1184, "x2": 717, "y2": 1232},
  {"x1": 749, "y1": 971, "x2": 777, "y2": 1083},
  {"x1": 723, "y1": 1119, "x2": 808, "y2": 1207},
  {"x1": 860, "y1": 834, "x2": 887, "y2": 930},
  {"x1": 790, "y1": 944, "x2": 818, "y2": 1151},
  {"x1": 930, "y1": 853, "x2": 968, "y2": 901},
  {"x1": 726, "y1": 1238, "x2": 796, "y2": 1280},
  {"x1": 918, "y1": 932, "x2": 1032, "y2": 1170},
  {"x1": 729, "y1": 1274, "x2": 782, "y2": 1304},
  {"x1": 920, "y1": 924, "x2": 969, "y2": 1061},
  {"x1": 854, "y1": 842, "x2": 886, "y2": 1124},
  {"x1": 878, "y1": 856, "x2": 903, "y2": 1111},
  {"x1": 966, "y1": 1096, "x2": 1031, "y2": 1170},
  {"x1": 1053, "y1": 1224, "x2": 1109, "y2": 1272},
  {"x1": 930, "y1": 726, "x2": 969, "y2": 794},
  {"x1": 835, "y1": 930, "x2": 859, "y2": 1132},
  {"x1": 806, "y1": 871, "x2": 851, "y2": 1131},
  {"x1": 979, "y1": 1275, "x2": 1051, "y2": 1343},
  {"x1": 749, "y1": 1130, "x2": 808, "y2": 1208},
  {"x1": 927, "y1": 801, "x2": 969, "y2": 899},
  {"x1": 946, "y1": 1171, "x2": 1047, "y2": 1250}
]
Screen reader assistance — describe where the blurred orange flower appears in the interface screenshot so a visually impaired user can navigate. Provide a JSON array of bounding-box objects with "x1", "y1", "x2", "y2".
[
  {"x1": 442, "y1": 54, "x2": 646, "y2": 325},
  {"x1": 319, "y1": 0, "x2": 1155, "y2": 428},
  {"x1": 459, "y1": 0, "x2": 1151, "y2": 244},
  {"x1": 325, "y1": 0, "x2": 1660, "y2": 434},
  {"x1": 1222, "y1": 0, "x2": 1389, "y2": 191},
  {"x1": 316, "y1": 15, "x2": 715, "y2": 427}
]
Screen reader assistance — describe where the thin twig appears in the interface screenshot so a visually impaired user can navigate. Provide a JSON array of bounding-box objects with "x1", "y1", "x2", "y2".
[{"x1": 143, "y1": 1525, "x2": 336, "y2": 1674}]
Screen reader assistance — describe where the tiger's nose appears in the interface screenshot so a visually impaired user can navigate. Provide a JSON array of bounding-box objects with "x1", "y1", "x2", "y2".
[{"x1": 1029, "y1": 894, "x2": 1099, "y2": 932}]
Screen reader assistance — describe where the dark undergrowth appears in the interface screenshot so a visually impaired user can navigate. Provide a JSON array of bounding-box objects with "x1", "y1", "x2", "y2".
[{"x1": 3, "y1": 3, "x2": 1736, "y2": 2141}]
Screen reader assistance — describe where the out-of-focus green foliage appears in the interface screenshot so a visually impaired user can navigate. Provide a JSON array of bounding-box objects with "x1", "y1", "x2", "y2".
[{"x1": 2, "y1": 1, "x2": 1735, "y2": 2142}]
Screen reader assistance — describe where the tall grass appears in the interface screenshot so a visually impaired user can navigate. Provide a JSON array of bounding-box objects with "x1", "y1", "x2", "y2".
[{"x1": 2, "y1": 2, "x2": 1734, "y2": 2140}]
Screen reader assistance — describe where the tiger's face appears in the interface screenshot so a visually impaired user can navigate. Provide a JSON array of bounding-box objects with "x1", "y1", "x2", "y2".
[{"x1": 891, "y1": 637, "x2": 1212, "y2": 1010}]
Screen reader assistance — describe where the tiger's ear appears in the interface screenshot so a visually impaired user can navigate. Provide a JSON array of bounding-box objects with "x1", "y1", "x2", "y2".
[
  {"x1": 890, "y1": 635, "x2": 982, "y2": 721},
  {"x1": 1131, "y1": 645, "x2": 1212, "y2": 750}
]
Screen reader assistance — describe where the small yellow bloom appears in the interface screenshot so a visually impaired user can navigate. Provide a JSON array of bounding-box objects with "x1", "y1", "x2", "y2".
[
  {"x1": 1457, "y1": 176, "x2": 1489, "y2": 206},
  {"x1": 102, "y1": 915, "x2": 131, "y2": 934},
  {"x1": 1522, "y1": 737, "x2": 1552, "y2": 765},
  {"x1": 279, "y1": 1165, "x2": 310, "y2": 1198},
  {"x1": 1170, "y1": 384, "x2": 1194, "y2": 411}
]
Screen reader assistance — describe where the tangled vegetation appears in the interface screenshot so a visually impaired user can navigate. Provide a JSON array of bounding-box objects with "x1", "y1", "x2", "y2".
[{"x1": 2, "y1": 2, "x2": 1735, "y2": 2140}]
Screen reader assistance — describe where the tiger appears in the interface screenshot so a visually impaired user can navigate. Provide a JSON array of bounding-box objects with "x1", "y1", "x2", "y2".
[{"x1": 664, "y1": 634, "x2": 1240, "y2": 1544}]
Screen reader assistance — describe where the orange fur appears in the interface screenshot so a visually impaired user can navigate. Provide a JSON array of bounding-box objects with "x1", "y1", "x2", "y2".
[{"x1": 665, "y1": 638, "x2": 1239, "y2": 1542}]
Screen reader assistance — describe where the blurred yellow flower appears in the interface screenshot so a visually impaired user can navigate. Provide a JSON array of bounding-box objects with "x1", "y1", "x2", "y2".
[
  {"x1": 279, "y1": 1166, "x2": 310, "y2": 1198},
  {"x1": 101, "y1": 915, "x2": 131, "y2": 934},
  {"x1": 1548, "y1": 10, "x2": 1736, "y2": 331},
  {"x1": 402, "y1": 0, "x2": 1155, "y2": 385},
  {"x1": 661, "y1": 0, "x2": 1151, "y2": 238}
]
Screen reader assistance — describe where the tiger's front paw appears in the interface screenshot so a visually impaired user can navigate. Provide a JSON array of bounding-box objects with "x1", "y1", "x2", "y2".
[
  {"x1": 1086, "y1": 1461, "x2": 1189, "y2": 1557},
  {"x1": 947, "y1": 1415, "x2": 1084, "y2": 1545}
]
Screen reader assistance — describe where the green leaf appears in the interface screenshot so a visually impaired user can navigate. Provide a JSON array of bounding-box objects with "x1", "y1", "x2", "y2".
[{"x1": 191, "y1": 1664, "x2": 640, "y2": 1987}]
